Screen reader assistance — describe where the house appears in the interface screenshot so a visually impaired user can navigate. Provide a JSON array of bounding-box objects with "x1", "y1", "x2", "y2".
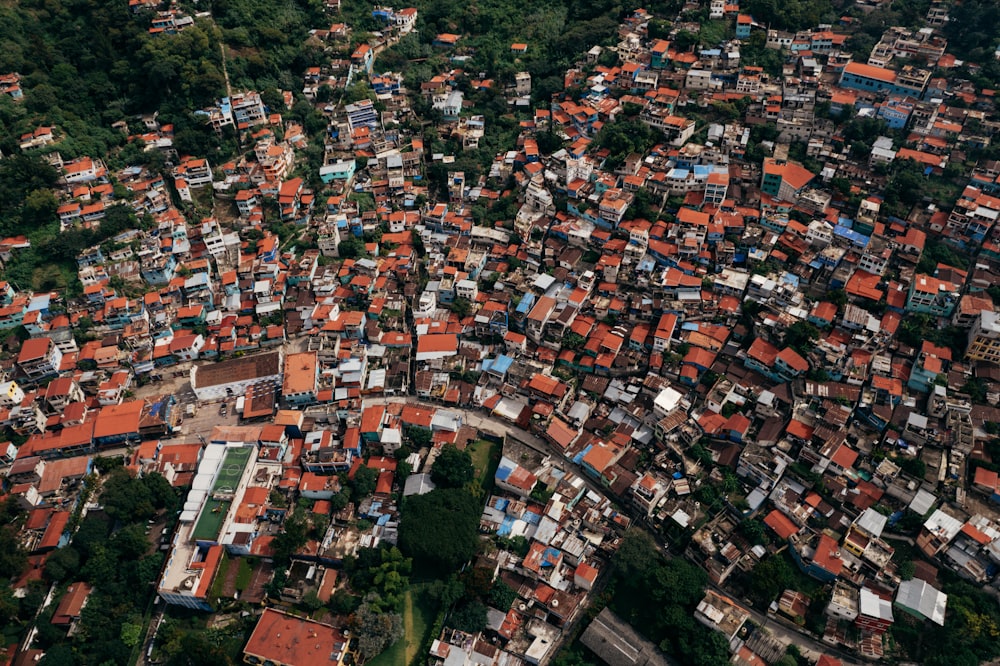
[
  {"x1": 319, "y1": 159, "x2": 356, "y2": 184},
  {"x1": 51, "y1": 582, "x2": 93, "y2": 627},
  {"x1": 173, "y1": 158, "x2": 213, "y2": 188},
  {"x1": 906, "y1": 274, "x2": 958, "y2": 317},
  {"x1": 351, "y1": 43, "x2": 374, "y2": 74},
  {"x1": 694, "y1": 590, "x2": 751, "y2": 641},
  {"x1": 839, "y1": 61, "x2": 929, "y2": 98},
  {"x1": 17, "y1": 338, "x2": 63, "y2": 383},
  {"x1": 434, "y1": 33, "x2": 460, "y2": 48},
  {"x1": 415, "y1": 333, "x2": 459, "y2": 362},
  {"x1": 735, "y1": 13, "x2": 753, "y2": 38},
  {"x1": 63, "y1": 157, "x2": 103, "y2": 184},
  {"x1": 966, "y1": 310, "x2": 1000, "y2": 364},
  {"x1": 283, "y1": 351, "x2": 319, "y2": 405},
  {"x1": 856, "y1": 588, "x2": 894, "y2": 635},
  {"x1": 761, "y1": 158, "x2": 814, "y2": 202},
  {"x1": 190, "y1": 351, "x2": 283, "y2": 402},
  {"x1": 243, "y1": 609, "x2": 348, "y2": 666},
  {"x1": 894, "y1": 578, "x2": 947, "y2": 626}
]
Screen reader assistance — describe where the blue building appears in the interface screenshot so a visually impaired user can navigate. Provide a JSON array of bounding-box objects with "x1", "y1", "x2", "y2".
[
  {"x1": 839, "y1": 62, "x2": 927, "y2": 98},
  {"x1": 877, "y1": 97, "x2": 913, "y2": 129}
]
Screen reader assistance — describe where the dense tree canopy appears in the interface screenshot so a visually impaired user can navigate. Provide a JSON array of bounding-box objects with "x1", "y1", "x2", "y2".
[
  {"x1": 741, "y1": 0, "x2": 833, "y2": 31},
  {"x1": 591, "y1": 118, "x2": 659, "y2": 172},
  {"x1": 29, "y1": 468, "x2": 179, "y2": 666},
  {"x1": 399, "y1": 488, "x2": 481, "y2": 573},
  {"x1": 607, "y1": 531, "x2": 728, "y2": 666},
  {"x1": 431, "y1": 444, "x2": 475, "y2": 489},
  {"x1": 352, "y1": 598, "x2": 404, "y2": 660},
  {"x1": 100, "y1": 468, "x2": 178, "y2": 523}
]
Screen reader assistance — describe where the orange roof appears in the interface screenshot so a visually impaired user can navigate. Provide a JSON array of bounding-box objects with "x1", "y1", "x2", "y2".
[
  {"x1": 786, "y1": 420, "x2": 814, "y2": 441},
  {"x1": 764, "y1": 158, "x2": 814, "y2": 191},
  {"x1": 777, "y1": 347, "x2": 809, "y2": 373},
  {"x1": 51, "y1": 582, "x2": 92, "y2": 625},
  {"x1": 974, "y1": 466, "x2": 998, "y2": 490},
  {"x1": 843, "y1": 61, "x2": 896, "y2": 83},
  {"x1": 416, "y1": 333, "x2": 458, "y2": 355},
  {"x1": 582, "y1": 442, "x2": 618, "y2": 474},
  {"x1": 845, "y1": 269, "x2": 884, "y2": 301},
  {"x1": 283, "y1": 351, "x2": 317, "y2": 395},
  {"x1": 244, "y1": 609, "x2": 347, "y2": 665},
  {"x1": 813, "y1": 534, "x2": 844, "y2": 575},
  {"x1": 528, "y1": 373, "x2": 565, "y2": 397},
  {"x1": 18, "y1": 337, "x2": 53, "y2": 363},
  {"x1": 93, "y1": 400, "x2": 143, "y2": 439},
  {"x1": 764, "y1": 509, "x2": 799, "y2": 540},
  {"x1": 811, "y1": 301, "x2": 837, "y2": 322},
  {"x1": 747, "y1": 338, "x2": 779, "y2": 366},
  {"x1": 546, "y1": 417, "x2": 579, "y2": 450},
  {"x1": 38, "y1": 511, "x2": 71, "y2": 550},
  {"x1": 575, "y1": 562, "x2": 599, "y2": 583},
  {"x1": 400, "y1": 404, "x2": 434, "y2": 428},
  {"x1": 375, "y1": 470, "x2": 393, "y2": 495},
  {"x1": 961, "y1": 522, "x2": 992, "y2": 545},
  {"x1": 830, "y1": 443, "x2": 858, "y2": 470}
]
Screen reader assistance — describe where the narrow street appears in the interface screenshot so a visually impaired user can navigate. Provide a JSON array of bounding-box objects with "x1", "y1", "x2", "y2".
[
  {"x1": 738, "y1": 598, "x2": 864, "y2": 666},
  {"x1": 376, "y1": 396, "x2": 608, "y2": 496}
]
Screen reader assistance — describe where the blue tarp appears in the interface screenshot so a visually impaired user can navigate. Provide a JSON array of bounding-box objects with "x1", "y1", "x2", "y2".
[
  {"x1": 495, "y1": 464, "x2": 514, "y2": 482},
  {"x1": 833, "y1": 225, "x2": 870, "y2": 248},
  {"x1": 516, "y1": 293, "x2": 535, "y2": 315},
  {"x1": 484, "y1": 354, "x2": 514, "y2": 376},
  {"x1": 498, "y1": 516, "x2": 516, "y2": 536}
]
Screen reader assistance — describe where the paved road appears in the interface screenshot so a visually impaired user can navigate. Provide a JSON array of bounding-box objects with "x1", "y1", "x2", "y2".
[
  {"x1": 376, "y1": 396, "x2": 609, "y2": 496},
  {"x1": 740, "y1": 601, "x2": 865, "y2": 666}
]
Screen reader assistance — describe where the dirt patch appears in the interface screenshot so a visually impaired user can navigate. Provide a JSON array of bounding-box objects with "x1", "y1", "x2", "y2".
[{"x1": 242, "y1": 560, "x2": 272, "y2": 604}]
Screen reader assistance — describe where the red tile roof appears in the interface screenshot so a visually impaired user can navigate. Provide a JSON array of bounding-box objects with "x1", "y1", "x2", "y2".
[
  {"x1": 244, "y1": 609, "x2": 347, "y2": 666},
  {"x1": 764, "y1": 509, "x2": 799, "y2": 540}
]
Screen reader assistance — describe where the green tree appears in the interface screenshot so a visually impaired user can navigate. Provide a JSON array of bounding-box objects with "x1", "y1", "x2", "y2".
[
  {"x1": 301, "y1": 590, "x2": 325, "y2": 612},
  {"x1": 591, "y1": 118, "x2": 659, "y2": 172},
  {"x1": 399, "y1": 488, "x2": 480, "y2": 573},
  {"x1": 338, "y1": 235, "x2": 366, "y2": 259},
  {"x1": 44, "y1": 546, "x2": 80, "y2": 581},
  {"x1": 350, "y1": 465, "x2": 379, "y2": 501},
  {"x1": 488, "y1": 581, "x2": 518, "y2": 611},
  {"x1": 431, "y1": 445, "x2": 475, "y2": 489},
  {"x1": 450, "y1": 297, "x2": 473, "y2": 318},
  {"x1": 785, "y1": 321, "x2": 819, "y2": 354},
  {"x1": 449, "y1": 600, "x2": 488, "y2": 633},
  {"x1": 749, "y1": 554, "x2": 797, "y2": 606},
  {"x1": 897, "y1": 559, "x2": 915, "y2": 581},
  {"x1": 427, "y1": 575, "x2": 466, "y2": 609},
  {"x1": 100, "y1": 467, "x2": 156, "y2": 522},
  {"x1": 38, "y1": 645, "x2": 77, "y2": 666},
  {"x1": 329, "y1": 589, "x2": 360, "y2": 615},
  {"x1": 352, "y1": 598, "x2": 404, "y2": 660},
  {"x1": 406, "y1": 426, "x2": 433, "y2": 449},
  {"x1": 272, "y1": 511, "x2": 309, "y2": 562},
  {"x1": 121, "y1": 620, "x2": 143, "y2": 647}
]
